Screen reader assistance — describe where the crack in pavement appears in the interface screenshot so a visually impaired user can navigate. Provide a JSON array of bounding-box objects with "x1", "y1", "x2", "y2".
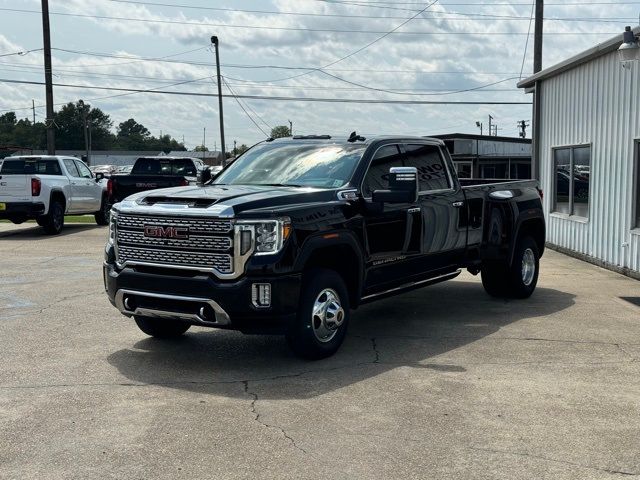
[
  {"x1": 243, "y1": 380, "x2": 307, "y2": 454},
  {"x1": 371, "y1": 337, "x2": 380, "y2": 363},
  {"x1": 469, "y1": 446, "x2": 639, "y2": 477}
]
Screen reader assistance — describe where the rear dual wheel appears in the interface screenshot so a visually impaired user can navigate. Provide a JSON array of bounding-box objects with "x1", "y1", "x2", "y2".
[{"x1": 481, "y1": 235, "x2": 540, "y2": 299}]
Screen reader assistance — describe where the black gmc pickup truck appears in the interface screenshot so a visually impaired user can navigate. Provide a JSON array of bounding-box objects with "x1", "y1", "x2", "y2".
[
  {"x1": 106, "y1": 156, "x2": 206, "y2": 205},
  {"x1": 104, "y1": 135, "x2": 545, "y2": 359}
]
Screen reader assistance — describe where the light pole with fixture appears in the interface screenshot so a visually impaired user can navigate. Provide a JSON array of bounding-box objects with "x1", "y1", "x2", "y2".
[
  {"x1": 475, "y1": 121, "x2": 483, "y2": 136},
  {"x1": 618, "y1": 26, "x2": 640, "y2": 63}
]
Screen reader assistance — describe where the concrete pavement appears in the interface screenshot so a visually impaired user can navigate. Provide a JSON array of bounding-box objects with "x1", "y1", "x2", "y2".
[{"x1": 1, "y1": 222, "x2": 639, "y2": 479}]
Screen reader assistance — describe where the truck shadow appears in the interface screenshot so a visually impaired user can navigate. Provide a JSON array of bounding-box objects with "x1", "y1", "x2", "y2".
[
  {"x1": 107, "y1": 279, "x2": 576, "y2": 400},
  {"x1": 0, "y1": 223, "x2": 103, "y2": 240}
]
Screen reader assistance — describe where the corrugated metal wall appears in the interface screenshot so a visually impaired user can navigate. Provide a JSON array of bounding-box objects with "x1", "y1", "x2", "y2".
[{"x1": 539, "y1": 50, "x2": 640, "y2": 272}]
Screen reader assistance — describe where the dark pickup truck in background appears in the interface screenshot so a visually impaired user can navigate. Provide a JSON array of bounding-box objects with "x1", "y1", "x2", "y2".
[
  {"x1": 106, "y1": 156, "x2": 206, "y2": 205},
  {"x1": 103, "y1": 135, "x2": 545, "y2": 359}
]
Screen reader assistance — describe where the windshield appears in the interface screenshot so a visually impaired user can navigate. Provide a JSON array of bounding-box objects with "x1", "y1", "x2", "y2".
[{"x1": 214, "y1": 143, "x2": 366, "y2": 188}]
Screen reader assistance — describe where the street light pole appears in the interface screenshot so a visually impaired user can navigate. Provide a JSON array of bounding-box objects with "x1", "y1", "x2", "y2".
[
  {"x1": 41, "y1": 0, "x2": 55, "y2": 154},
  {"x1": 79, "y1": 100, "x2": 90, "y2": 165},
  {"x1": 211, "y1": 36, "x2": 226, "y2": 165}
]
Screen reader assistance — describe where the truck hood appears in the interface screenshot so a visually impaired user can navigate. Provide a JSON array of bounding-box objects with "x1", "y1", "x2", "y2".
[{"x1": 114, "y1": 183, "x2": 345, "y2": 218}]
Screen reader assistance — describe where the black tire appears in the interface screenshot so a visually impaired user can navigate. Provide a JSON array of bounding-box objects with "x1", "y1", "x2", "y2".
[
  {"x1": 481, "y1": 235, "x2": 540, "y2": 299},
  {"x1": 36, "y1": 216, "x2": 47, "y2": 227},
  {"x1": 508, "y1": 236, "x2": 540, "y2": 299},
  {"x1": 94, "y1": 197, "x2": 110, "y2": 226},
  {"x1": 481, "y1": 261, "x2": 510, "y2": 297},
  {"x1": 286, "y1": 268, "x2": 350, "y2": 360},
  {"x1": 134, "y1": 316, "x2": 190, "y2": 338},
  {"x1": 41, "y1": 200, "x2": 64, "y2": 235}
]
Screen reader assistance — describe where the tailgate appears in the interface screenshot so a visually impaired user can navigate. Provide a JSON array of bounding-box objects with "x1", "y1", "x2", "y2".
[
  {"x1": 112, "y1": 175, "x2": 186, "y2": 200},
  {"x1": 0, "y1": 174, "x2": 30, "y2": 201}
]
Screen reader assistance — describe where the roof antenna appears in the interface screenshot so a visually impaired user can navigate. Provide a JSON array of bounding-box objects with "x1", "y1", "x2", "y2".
[{"x1": 348, "y1": 131, "x2": 366, "y2": 142}]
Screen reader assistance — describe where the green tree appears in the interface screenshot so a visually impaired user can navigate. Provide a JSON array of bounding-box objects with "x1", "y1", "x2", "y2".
[
  {"x1": 194, "y1": 145, "x2": 209, "y2": 152},
  {"x1": 236, "y1": 144, "x2": 249, "y2": 155},
  {"x1": 116, "y1": 118, "x2": 150, "y2": 150},
  {"x1": 270, "y1": 125, "x2": 291, "y2": 139},
  {"x1": 54, "y1": 101, "x2": 115, "y2": 150}
]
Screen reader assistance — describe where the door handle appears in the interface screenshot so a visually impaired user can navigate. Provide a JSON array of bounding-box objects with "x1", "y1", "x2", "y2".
[{"x1": 452, "y1": 201, "x2": 464, "y2": 208}]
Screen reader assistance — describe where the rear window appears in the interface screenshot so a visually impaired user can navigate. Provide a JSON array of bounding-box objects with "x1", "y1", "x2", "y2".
[
  {"x1": 0, "y1": 159, "x2": 62, "y2": 175},
  {"x1": 132, "y1": 158, "x2": 197, "y2": 176}
]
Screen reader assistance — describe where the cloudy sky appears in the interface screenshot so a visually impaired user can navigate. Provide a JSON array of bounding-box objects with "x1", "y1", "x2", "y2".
[{"x1": 0, "y1": 0, "x2": 637, "y2": 150}]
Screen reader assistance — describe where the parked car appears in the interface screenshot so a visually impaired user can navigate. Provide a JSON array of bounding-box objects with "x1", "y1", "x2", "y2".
[
  {"x1": 0, "y1": 155, "x2": 110, "y2": 234},
  {"x1": 106, "y1": 156, "x2": 206, "y2": 205},
  {"x1": 90, "y1": 164, "x2": 118, "y2": 178},
  {"x1": 103, "y1": 135, "x2": 545, "y2": 359}
]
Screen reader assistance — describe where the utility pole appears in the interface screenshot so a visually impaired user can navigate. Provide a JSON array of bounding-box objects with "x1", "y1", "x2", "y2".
[
  {"x1": 79, "y1": 99, "x2": 90, "y2": 165},
  {"x1": 233, "y1": 140, "x2": 237, "y2": 156},
  {"x1": 533, "y1": 0, "x2": 544, "y2": 74},
  {"x1": 32, "y1": 100, "x2": 36, "y2": 124},
  {"x1": 517, "y1": 120, "x2": 530, "y2": 138},
  {"x1": 288, "y1": 120, "x2": 293, "y2": 136},
  {"x1": 41, "y1": 0, "x2": 55, "y2": 154},
  {"x1": 488, "y1": 115, "x2": 494, "y2": 136},
  {"x1": 211, "y1": 36, "x2": 226, "y2": 164},
  {"x1": 202, "y1": 127, "x2": 206, "y2": 160},
  {"x1": 475, "y1": 121, "x2": 483, "y2": 136},
  {"x1": 531, "y1": 0, "x2": 544, "y2": 180}
]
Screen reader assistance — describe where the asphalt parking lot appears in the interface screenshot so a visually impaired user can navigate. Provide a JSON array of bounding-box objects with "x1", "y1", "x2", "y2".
[{"x1": 1, "y1": 222, "x2": 639, "y2": 479}]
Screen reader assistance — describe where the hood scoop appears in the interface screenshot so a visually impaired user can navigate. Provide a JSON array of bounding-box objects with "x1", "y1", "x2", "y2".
[{"x1": 141, "y1": 196, "x2": 218, "y2": 208}]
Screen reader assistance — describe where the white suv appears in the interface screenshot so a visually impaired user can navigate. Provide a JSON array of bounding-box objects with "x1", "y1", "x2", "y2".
[{"x1": 0, "y1": 155, "x2": 109, "y2": 234}]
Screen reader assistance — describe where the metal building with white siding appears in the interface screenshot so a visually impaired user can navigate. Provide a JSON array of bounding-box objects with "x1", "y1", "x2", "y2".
[{"x1": 518, "y1": 27, "x2": 640, "y2": 278}]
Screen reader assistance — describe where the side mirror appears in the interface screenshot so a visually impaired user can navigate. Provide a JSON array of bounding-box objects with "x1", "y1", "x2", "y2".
[
  {"x1": 372, "y1": 167, "x2": 419, "y2": 204},
  {"x1": 95, "y1": 172, "x2": 105, "y2": 181},
  {"x1": 197, "y1": 168, "x2": 212, "y2": 186}
]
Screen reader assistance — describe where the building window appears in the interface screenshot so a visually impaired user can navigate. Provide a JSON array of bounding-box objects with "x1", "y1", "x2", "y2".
[
  {"x1": 553, "y1": 145, "x2": 591, "y2": 217},
  {"x1": 454, "y1": 161, "x2": 472, "y2": 179}
]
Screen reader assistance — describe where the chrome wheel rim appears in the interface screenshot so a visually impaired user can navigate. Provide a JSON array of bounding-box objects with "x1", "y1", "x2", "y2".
[
  {"x1": 311, "y1": 288, "x2": 344, "y2": 343},
  {"x1": 521, "y1": 248, "x2": 536, "y2": 286}
]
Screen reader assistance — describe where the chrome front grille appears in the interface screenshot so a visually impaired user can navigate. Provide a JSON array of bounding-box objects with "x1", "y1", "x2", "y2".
[
  {"x1": 115, "y1": 213, "x2": 234, "y2": 275},
  {"x1": 117, "y1": 230, "x2": 232, "y2": 251},
  {"x1": 117, "y1": 214, "x2": 232, "y2": 234}
]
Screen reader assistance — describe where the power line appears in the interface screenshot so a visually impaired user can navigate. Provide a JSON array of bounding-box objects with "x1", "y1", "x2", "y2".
[
  {"x1": 520, "y1": 2, "x2": 536, "y2": 79},
  {"x1": 0, "y1": 8, "x2": 625, "y2": 35},
  {"x1": 0, "y1": 48, "x2": 43, "y2": 58},
  {"x1": 105, "y1": 0, "x2": 640, "y2": 23},
  {"x1": 221, "y1": 77, "x2": 270, "y2": 137},
  {"x1": 0, "y1": 78, "x2": 532, "y2": 114}
]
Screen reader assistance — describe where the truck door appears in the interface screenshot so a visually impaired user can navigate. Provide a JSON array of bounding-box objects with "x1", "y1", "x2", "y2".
[
  {"x1": 361, "y1": 144, "x2": 422, "y2": 288},
  {"x1": 403, "y1": 143, "x2": 467, "y2": 272},
  {"x1": 74, "y1": 160, "x2": 102, "y2": 212},
  {"x1": 62, "y1": 159, "x2": 83, "y2": 212}
]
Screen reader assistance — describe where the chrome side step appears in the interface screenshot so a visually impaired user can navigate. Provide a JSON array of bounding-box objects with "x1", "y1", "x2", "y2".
[
  {"x1": 360, "y1": 270, "x2": 461, "y2": 304},
  {"x1": 114, "y1": 289, "x2": 231, "y2": 326}
]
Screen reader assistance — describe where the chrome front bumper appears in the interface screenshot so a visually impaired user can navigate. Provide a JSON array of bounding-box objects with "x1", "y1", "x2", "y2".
[{"x1": 114, "y1": 289, "x2": 231, "y2": 326}]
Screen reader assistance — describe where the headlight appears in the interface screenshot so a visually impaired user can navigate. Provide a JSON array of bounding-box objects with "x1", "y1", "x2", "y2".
[
  {"x1": 236, "y1": 218, "x2": 291, "y2": 256},
  {"x1": 108, "y1": 210, "x2": 117, "y2": 245}
]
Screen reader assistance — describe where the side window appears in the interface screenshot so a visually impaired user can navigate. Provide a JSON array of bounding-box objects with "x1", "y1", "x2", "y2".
[
  {"x1": 63, "y1": 159, "x2": 80, "y2": 177},
  {"x1": 553, "y1": 145, "x2": 590, "y2": 218},
  {"x1": 404, "y1": 144, "x2": 450, "y2": 191},
  {"x1": 75, "y1": 161, "x2": 93, "y2": 179},
  {"x1": 362, "y1": 145, "x2": 404, "y2": 197}
]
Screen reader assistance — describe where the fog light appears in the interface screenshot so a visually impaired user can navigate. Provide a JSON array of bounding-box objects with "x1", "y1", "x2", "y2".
[{"x1": 251, "y1": 283, "x2": 271, "y2": 308}]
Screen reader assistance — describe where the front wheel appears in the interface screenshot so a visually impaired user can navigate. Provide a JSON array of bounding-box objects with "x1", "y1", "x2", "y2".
[
  {"x1": 134, "y1": 316, "x2": 190, "y2": 338},
  {"x1": 286, "y1": 268, "x2": 350, "y2": 360}
]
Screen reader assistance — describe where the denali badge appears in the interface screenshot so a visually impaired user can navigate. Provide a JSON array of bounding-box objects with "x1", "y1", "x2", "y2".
[{"x1": 143, "y1": 225, "x2": 189, "y2": 239}]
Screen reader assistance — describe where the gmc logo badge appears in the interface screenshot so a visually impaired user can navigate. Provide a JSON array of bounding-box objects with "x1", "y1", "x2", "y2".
[{"x1": 143, "y1": 225, "x2": 189, "y2": 239}]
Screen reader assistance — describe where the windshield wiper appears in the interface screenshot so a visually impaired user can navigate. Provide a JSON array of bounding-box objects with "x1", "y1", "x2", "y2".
[{"x1": 259, "y1": 183, "x2": 304, "y2": 188}]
